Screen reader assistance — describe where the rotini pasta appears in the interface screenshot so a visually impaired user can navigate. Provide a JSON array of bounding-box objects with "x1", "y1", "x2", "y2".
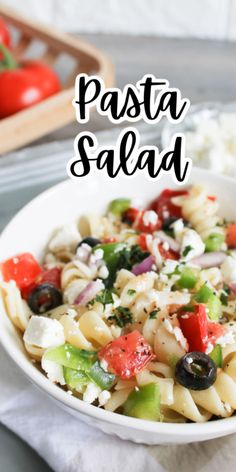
[
  {"x1": 172, "y1": 184, "x2": 225, "y2": 240},
  {"x1": 1, "y1": 184, "x2": 236, "y2": 424}
]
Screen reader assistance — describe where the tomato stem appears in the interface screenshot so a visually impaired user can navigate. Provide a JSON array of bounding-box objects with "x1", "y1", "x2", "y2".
[{"x1": 0, "y1": 43, "x2": 18, "y2": 71}]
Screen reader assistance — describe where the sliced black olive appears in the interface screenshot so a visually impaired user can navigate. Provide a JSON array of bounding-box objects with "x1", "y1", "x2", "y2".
[
  {"x1": 28, "y1": 283, "x2": 63, "y2": 314},
  {"x1": 77, "y1": 237, "x2": 101, "y2": 249},
  {"x1": 175, "y1": 352, "x2": 217, "y2": 391}
]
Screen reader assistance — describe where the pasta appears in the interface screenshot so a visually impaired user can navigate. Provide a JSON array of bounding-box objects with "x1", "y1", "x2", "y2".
[
  {"x1": 1, "y1": 184, "x2": 236, "y2": 424},
  {"x1": 172, "y1": 184, "x2": 225, "y2": 240}
]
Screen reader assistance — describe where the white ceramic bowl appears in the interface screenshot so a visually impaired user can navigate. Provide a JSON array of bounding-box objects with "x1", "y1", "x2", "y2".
[{"x1": 1, "y1": 168, "x2": 236, "y2": 445}]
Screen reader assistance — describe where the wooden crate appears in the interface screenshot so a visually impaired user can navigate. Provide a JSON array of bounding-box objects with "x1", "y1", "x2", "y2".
[{"x1": 0, "y1": 6, "x2": 114, "y2": 154}]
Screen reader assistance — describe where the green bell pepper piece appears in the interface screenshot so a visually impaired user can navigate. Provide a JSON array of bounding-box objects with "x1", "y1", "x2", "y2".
[
  {"x1": 123, "y1": 383, "x2": 161, "y2": 421},
  {"x1": 43, "y1": 344, "x2": 97, "y2": 371},
  {"x1": 205, "y1": 233, "x2": 225, "y2": 252},
  {"x1": 194, "y1": 285, "x2": 221, "y2": 321},
  {"x1": 209, "y1": 344, "x2": 223, "y2": 368},
  {"x1": 63, "y1": 367, "x2": 89, "y2": 390},
  {"x1": 177, "y1": 267, "x2": 198, "y2": 289},
  {"x1": 194, "y1": 284, "x2": 212, "y2": 303},
  {"x1": 88, "y1": 361, "x2": 116, "y2": 390},
  {"x1": 94, "y1": 242, "x2": 127, "y2": 287},
  {"x1": 108, "y1": 198, "x2": 131, "y2": 216}
]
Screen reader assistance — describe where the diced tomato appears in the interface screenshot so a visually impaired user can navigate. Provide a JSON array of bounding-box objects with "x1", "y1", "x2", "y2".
[
  {"x1": 179, "y1": 304, "x2": 208, "y2": 352},
  {"x1": 158, "y1": 243, "x2": 179, "y2": 261},
  {"x1": 123, "y1": 207, "x2": 140, "y2": 224},
  {"x1": 179, "y1": 304, "x2": 227, "y2": 353},
  {"x1": 21, "y1": 267, "x2": 62, "y2": 300},
  {"x1": 102, "y1": 236, "x2": 117, "y2": 244},
  {"x1": 138, "y1": 234, "x2": 179, "y2": 260},
  {"x1": 98, "y1": 330, "x2": 155, "y2": 379},
  {"x1": 124, "y1": 208, "x2": 162, "y2": 233},
  {"x1": 138, "y1": 233, "x2": 148, "y2": 251},
  {"x1": 1, "y1": 253, "x2": 42, "y2": 290},
  {"x1": 226, "y1": 224, "x2": 236, "y2": 248},
  {"x1": 136, "y1": 210, "x2": 162, "y2": 233},
  {"x1": 149, "y1": 189, "x2": 188, "y2": 220},
  {"x1": 208, "y1": 195, "x2": 216, "y2": 202},
  {"x1": 207, "y1": 322, "x2": 226, "y2": 345}
]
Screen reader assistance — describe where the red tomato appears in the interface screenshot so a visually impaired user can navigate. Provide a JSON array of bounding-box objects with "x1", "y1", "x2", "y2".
[
  {"x1": 123, "y1": 207, "x2": 140, "y2": 224},
  {"x1": 138, "y1": 234, "x2": 179, "y2": 260},
  {"x1": 1, "y1": 253, "x2": 42, "y2": 290},
  {"x1": 226, "y1": 224, "x2": 236, "y2": 248},
  {"x1": 0, "y1": 17, "x2": 11, "y2": 50},
  {"x1": 179, "y1": 304, "x2": 208, "y2": 352},
  {"x1": 149, "y1": 189, "x2": 188, "y2": 220},
  {"x1": 98, "y1": 330, "x2": 155, "y2": 379},
  {"x1": 208, "y1": 322, "x2": 226, "y2": 345},
  {"x1": 21, "y1": 267, "x2": 62, "y2": 300},
  {"x1": 138, "y1": 233, "x2": 148, "y2": 251},
  {"x1": 0, "y1": 46, "x2": 61, "y2": 119},
  {"x1": 102, "y1": 237, "x2": 117, "y2": 244},
  {"x1": 158, "y1": 243, "x2": 179, "y2": 261},
  {"x1": 208, "y1": 195, "x2": 216, "y2": 202},
  {"x1": 124, "y1": 208, "x2": 162, "y2": 233}
]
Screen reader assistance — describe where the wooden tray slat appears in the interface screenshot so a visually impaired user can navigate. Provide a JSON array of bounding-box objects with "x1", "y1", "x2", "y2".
[{"x1": 0, "y1": 5, "x2": 114, "y2": 154}]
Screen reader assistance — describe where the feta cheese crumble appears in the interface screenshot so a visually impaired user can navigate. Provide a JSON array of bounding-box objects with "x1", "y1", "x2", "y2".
[
  {"x1": 221, "y1": 256, "x2": 236, "y2": 284},
  {"x1": 142, "y1": 210, "x2": 158, "y2": 227},
  {"x1": 41, "y1": 358, "x2": 65, "y2": 385},
  {"x1": 83, "y1": 382, "x2": 101, "y2": 404},
  {"x1": 180, "y1": 228, "x2": 205, "y2": 261},
  {"x1": 98, "y1": 390, "x2": 111, "y2": 406},
  {"x1": 23, "y1": 316, "x2": 65, "y2": 348}
]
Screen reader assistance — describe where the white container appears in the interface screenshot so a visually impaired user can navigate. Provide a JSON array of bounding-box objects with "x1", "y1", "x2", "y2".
[{"x1": 0, "y1": 168, "x2": 236, "y2": 444}]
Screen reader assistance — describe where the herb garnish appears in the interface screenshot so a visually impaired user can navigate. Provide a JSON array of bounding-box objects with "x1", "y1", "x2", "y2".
[
  {"x1": 90, "y1": 289, "x2": 116, "y2": 308},
  {"x1": 127, "y1": 289, "x2": 136, "y2": 296},
  {"x1": 108, "y1": 306, "x2": 133, "y2": 327},
  {"x1": 149, "y1": 309, "x2": 160, "y2": 319},
  {"x1": 182, "y1": 245, "x2": 193, "y2": 257}
]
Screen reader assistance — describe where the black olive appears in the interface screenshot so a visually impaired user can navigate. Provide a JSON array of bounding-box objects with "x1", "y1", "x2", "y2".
[
  {"x1": 27, "y1": 283, "x2": 63, "y2": 314},
  {"x1": 175, "y1": 352, "x2": 217, "y2": 391},
  {"x1": 77, "y1": 237, "x2": 101, "y2": 249}
]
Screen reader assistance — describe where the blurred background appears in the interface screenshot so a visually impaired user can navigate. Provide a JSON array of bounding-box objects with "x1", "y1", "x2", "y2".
[{"x1": 3, "y1": 0, "x2": 236, "y2": 40}]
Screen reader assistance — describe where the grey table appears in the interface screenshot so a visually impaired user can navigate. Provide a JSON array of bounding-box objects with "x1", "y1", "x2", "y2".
[{"x1": 1, "y1": 33, "x2": 236, "y2": 472}]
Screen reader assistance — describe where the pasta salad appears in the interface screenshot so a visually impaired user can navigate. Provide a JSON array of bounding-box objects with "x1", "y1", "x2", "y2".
[{"x1": 1, "y1": 184, "x2": 236, "y2": 423}]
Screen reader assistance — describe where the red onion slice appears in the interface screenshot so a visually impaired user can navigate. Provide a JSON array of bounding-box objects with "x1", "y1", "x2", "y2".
[
  {"x1": 132, "y1": 255, "x2": 155, "y2": 275},
  {"x1": 191, "y1": 252, "x2": 226, "y2": 268},
  {"x1": 155, "y1": 231, "x2": 180, "y2": 253},
  {"x1": 74, "y1": 280, "x2": 104, "y2": 305}
]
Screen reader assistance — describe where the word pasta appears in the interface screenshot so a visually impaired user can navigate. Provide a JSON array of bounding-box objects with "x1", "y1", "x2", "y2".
[{"x1": 73, "y1": 74, "x2": 190, "y2": 124}]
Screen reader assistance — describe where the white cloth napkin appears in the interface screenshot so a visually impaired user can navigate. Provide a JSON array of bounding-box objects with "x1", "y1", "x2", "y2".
[{"x1": 1, "y1": 345, "x2": 236, "y2": 472}]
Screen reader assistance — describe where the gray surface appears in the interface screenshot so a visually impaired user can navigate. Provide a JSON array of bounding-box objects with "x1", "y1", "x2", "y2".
[
  {"x1": 0, "y1": 424, "x2": 53, "y2": 472},
  {"x1": 1, "y1": 33, "x2": 236, "y2": 472}
]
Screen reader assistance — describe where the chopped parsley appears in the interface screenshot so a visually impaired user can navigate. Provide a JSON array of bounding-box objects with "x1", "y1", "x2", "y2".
[
  {"x1": 127, "y1": 289, "x2": 136, "y2": 296},
  {"x1": 108, "y1": 306, "x2": 133, "y2": 327},
  {"x1": 149, "y1": 309, "x2": 160, "y2": 319},
  {"x1": 105, "y1": 244, "x2": 149, "y2": 288},
  {"x1": 90, "y1": 289, "x2": 116, "y2": 308},
  {"x1": 118, "y1": 245, "x2": 150, "y2": 271},
  {"x1": 182, "y1": 245, "x2": 193, "y2": 257}
]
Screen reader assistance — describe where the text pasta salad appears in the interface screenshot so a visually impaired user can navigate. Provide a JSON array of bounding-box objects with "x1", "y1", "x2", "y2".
[{"x1": 2, "y1": 184, "x2": 236, "y2": 423}]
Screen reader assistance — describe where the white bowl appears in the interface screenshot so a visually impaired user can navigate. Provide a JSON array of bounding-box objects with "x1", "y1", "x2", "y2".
[{"x1": 1, "y1": 168, "x2": 236, "y2": 445}]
